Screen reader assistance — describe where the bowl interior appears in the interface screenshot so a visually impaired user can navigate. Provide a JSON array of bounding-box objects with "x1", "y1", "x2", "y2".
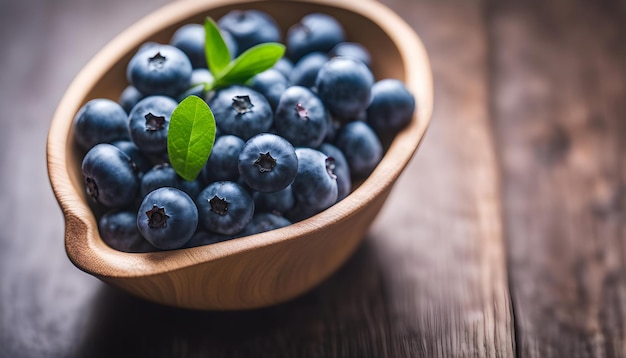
[
  {"x1": 81, "y1": 1, "x2": 406, "y2": 98},
  {"x1": 50, "y1": 0, "x2": 432, "y2": 280},
  {"x1": 65, "y1": 0, "x2": 409, "y2": 215}
]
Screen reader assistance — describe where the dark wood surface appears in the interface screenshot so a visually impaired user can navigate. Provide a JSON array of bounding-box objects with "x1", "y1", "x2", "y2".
[
  {"x1": 488, "y1": 1, "x2": 626, "y2": 357},
  {"x1": 0, "y1": 0, "x2": 624, "y2": 357}
]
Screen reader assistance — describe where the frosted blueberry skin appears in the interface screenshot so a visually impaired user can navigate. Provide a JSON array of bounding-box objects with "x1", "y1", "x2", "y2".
[
  {"x1": 334, "y1": 121, "x2": 383, "y2": 179},
  {"x1": 208, "y1": 85, "x2": 273, "y2": 140},
  {"x1": 329, "y1": 42, "x2": 372, "y2": 68},
  {"x1": 201, "y1": 134, "x2": 245, "y2": 183},
  {"x1": 126, "y1": 44, "x2": 192, "y2": 98},
  {"x1": 118, "y1": 85, "x2": 145, "y2": 114},
  {"x1": 249, "y1": 68, "x2": 289, "y2": 111},
  {"x1": 98, "y1": 209, "x2": 156, "y2": 253},
  {"x1": 238, "y1": 212, "x2": 292, "y2": 237},
  {"x1": 137, "y1": 41, "x2": 160, "y2": 54},
  {"x1": 319, "y1": 143, "x2": 352, "y2": 201},
  {"x1": 178, "y1": 68, "x2": 214, "y2": 101},
  {"x1": 324, "y1": 115, "x2": 342, "y2": 143},
  {"x1": 170, "y1": 24, "x2": 238, "y2": 69},
  {"x1": 288, "y1": 148, "x2": 338, "y2": 222},
  {"x1": 140, "y1": 163, "x2": 202, "y2": 199},
  {"x1": 238, "y1": 133, "x2": 298, "y2": 193},
  {"x1": 196, "y1": 181, "x2": 254, "y2": 236},
  {"x1": 289, "y1": 52, "x2": 329, "y2": 89},
  {"x1": 137, "y1": 187, "x2": 199, "y2": 250},
  {"x1": 272, "y1": 57, "x2": 294, "y2": 79},
  {"x1": 253, "y1": 185, "x2": 295, "y2": 215},
  {"x1": 286, "y1": 13, "x2": 345, "y2": 62},
  {"x1": 128, "y1": 95, "x2": 177, "y2": 154},
  {"x1": 73, "y1": 98, "x2": 129, "y2": 150},
  {"x1": 81, "y1": 144, "x2": 140, "y2": 208},
  {"x1": 366, "y1": 79, "x2": 416, "y2": 136},
  {"x1": 274, "y1": 86, "x2": 328, "y2": 148},
  {"x1": 110, "y1": 140, "x2": 153, "y2": 175},
  {"x1": 218, "y1": 9, "x2": 281, "y2": 55},
  {"x1": 170, "y1": 24, "x2": 206, "y2": 69},
  {"x1": 316, "y1": 56, "x2": 374, "y2": 121},
  {"x1": 190, "y1": 68, "x2": 214, "y2": 85}
]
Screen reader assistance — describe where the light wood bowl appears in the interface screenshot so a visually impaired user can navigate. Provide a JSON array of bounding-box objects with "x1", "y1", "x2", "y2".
[{"x1": 46, "y1": 0, "x2": 433, "y2": 310}]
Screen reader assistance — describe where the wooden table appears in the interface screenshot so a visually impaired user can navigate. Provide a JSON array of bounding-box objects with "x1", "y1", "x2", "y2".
[{"x1": 1, "y1": 0, "x2": 624, "y2": 356}]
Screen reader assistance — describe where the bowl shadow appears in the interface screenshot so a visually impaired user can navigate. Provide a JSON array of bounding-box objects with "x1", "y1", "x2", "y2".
[{"x1": 76, "y1": 236, "x2": 393, "y2": 357}]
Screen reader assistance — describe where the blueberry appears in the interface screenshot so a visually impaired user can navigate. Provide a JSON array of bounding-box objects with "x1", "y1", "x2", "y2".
[
  {"x1": 238, "y1": 212, "x2": 291, "y2": 237},
  {"x1": 272, "y1": 57, "x2": 294, "y2": 79},
  {"x1": 140, "y1": 163, "x2": 202, "y2": 199},
  {"x1": 315, "y1": 56, "x2": 374, "y2": 121},
  {"x1": 170, "y1": 24, "x2": 206, "y2": 68},
  {"x1": 170, "y1": 24, "x2": 238, "y2": 68},
  {"x1": 329, "y1": 42, "x2": 372, "y2": 68},
  {"x1": 73, "y1": 98, "x2": 129, "y2": 150},
  {"x1": 286, "y1": 13, "x2": 345, "y2": 62},
  {"x1": 366, "y1": 79, "x2": 416, "y2": 136},
  {"x1": 142, "y1": 150, "x2": 171, "y2": 168},
  {"x1": 334, "y1": 121, "x2": 382, "y2": 178},
  {"x1": 190, "y1": 68, "x2": 213, "y2": 86},
  {"x1": 137, "y1": 41, "x2": 160, "y2": 54},
  {"x1": 99, "y1": 209, "x2": 156, "y2": 253},
  {"x1": 118, "y1": 85, "x2": 145, "y2": 114},
  {"x1": 81, "y1": 143, "x2": 140, "y2": 208},
  {"x1": 324, "y1": 114, "x2": 342, "y2": 143},
  {"x1": 235, "y1": 176, "x2": 256, "y2": 196},
  {"x1": 137, "y1": 187, "x2": 198, "y2": 250},
  {"x1": 196, "y1": 181, "x2": 254, "y2": 235},
  {"x1": 181, "y1": 230, "x2": 232, "y2": 248},
  {"x1": 238, "y1": 133, "x2": 298, "y2": 193},
  {"x1": 208, "y1": 85, "x2": 273, "y2": 140},
  {"x1": 218, "y1": 10, "x2": 281, "y2": 55},
  {"x1": 128, "y1": 95, "x2": 177, "y2": 154},
  {"x1": 288, "y1": 148, "x2": 338, "y2": 221},
  {"x1": 177, "y1": 68, "x2": 214, "y2": 101},
  {"x1": 319, "y1": 143, "x2": 352, "y2": 201},
  {"x1": 110, "y1": 140, "x2": 153, "y2": 174},
  {"x1": 126, "y1": 44, "x2": 192, "y2": 98},
  {"x1": 253, "y1": 185, "x2": 295, "y2": 215},
  {"x1": 248, "y1": 68, "x2": 288, "y2": 111},
  {"x1": 289, "y1": 52, "x2": 329, "y2": 89},
  {"x1": 201, "y1": 134, "x2": 245, "y2": 183},
  {"x1": 274, "y1": 86, "x2": 328, "y2": 148}
]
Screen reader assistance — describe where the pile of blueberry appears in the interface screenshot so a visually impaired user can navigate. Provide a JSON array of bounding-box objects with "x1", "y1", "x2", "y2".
[{"x1": 75, "y1": 10, "x2": 416, "y2": 253}]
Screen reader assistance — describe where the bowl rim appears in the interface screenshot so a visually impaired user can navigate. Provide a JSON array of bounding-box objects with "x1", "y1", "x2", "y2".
[{"x1": 47, "y1": 0, "x2": 433, "y2": 278}]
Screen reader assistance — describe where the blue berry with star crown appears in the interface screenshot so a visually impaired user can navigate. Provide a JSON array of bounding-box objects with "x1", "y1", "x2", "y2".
[
  {"x1": 137, "y1": 187, "x2": 199, "y2": 250},
  {"x1": 196, "y1": 181, "x2": 254, "y2": 236}
]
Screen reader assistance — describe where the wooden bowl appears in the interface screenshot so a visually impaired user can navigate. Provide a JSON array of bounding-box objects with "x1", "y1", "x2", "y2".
[{"x1": 46, "y1": 0, "x2": 433, "y2": 310}]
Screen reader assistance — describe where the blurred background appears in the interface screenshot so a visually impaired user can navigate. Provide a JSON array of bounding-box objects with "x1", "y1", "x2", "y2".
[{"x1": 1, "y1": 0, "x2": 625, "y2": 357}]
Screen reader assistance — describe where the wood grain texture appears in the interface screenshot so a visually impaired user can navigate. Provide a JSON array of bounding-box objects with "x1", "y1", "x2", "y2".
[
  {"x1": 6, "y1": 0, "x2": 510, "y2": 355},
  {"x1": 371, "y1": 1, "x2": 514, "y2": 356},
  {"x1": 16, "y1": 0, "x2": 626, "y2": 356},
  {"x1": 487, "y1": 0, "x2": 626, "y2": 356}
]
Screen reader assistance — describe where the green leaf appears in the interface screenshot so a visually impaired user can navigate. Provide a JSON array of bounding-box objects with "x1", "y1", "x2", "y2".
[
  {"x1": 167, "y1": 95, "x2": 216, "y2": 181},
  {"x1": 204, "y1": 17, "x2": 231, "y2": 75},
  {"x1": 213, "y1": 43, "x2": 285, "y2": 88}
]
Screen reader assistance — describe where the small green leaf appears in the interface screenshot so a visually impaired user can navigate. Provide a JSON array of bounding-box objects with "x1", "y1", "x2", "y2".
[
  {"x1": 167, "y1": 95, "x2": 216, "y2": 181},
  {"x1": 204, "y1": 17, "x2": 231, "y2": 75},
  {"x1": 213, "y1": 43, "x2": 285, "y2": 88}
]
